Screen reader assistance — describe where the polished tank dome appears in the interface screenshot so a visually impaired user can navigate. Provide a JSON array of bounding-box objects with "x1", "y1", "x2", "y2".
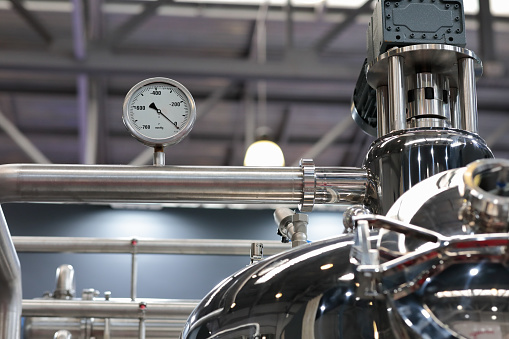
[{"x1": 181, "y1": 233, "x2": 394, "y2": 339}]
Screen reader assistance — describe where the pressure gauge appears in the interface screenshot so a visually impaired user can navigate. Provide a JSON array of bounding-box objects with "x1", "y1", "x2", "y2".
[{"x1": 122, "y1": 77, "x2": 196, "y2": 147}]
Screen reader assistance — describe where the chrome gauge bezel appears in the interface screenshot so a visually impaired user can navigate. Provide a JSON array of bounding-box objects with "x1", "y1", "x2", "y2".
[{"x1": 122, "y1": 77, "x2": 197, "y2": 147}]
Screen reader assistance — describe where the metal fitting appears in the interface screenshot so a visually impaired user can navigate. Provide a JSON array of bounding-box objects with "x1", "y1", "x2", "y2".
[
  {"x1": 343, "y1": 205, "x2": 371, "y2": 233},
  {"x1": 274, "y1": 207, "x2": 309, "y2": 248},
  {"x1": 81, "y1": 288, "x2": 99, "y2": 301},
  {"x1": 53, "y1": 264, "x2": 75, "y2": 300},
  {"x1": 460, "y1": 159, "x2": 509, "y2": 233},
  {"x1": 250, "y1": 243, "x2": 264, "y2": 264},
  {"x1": 299, "y1": 159, "x2": 316, "y2": 212}
]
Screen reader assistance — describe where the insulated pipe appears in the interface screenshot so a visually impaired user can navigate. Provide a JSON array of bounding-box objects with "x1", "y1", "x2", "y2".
[
  {"x1": 0, "y1": 164, "x2": 367, "y2": 207},
  {"x1": 0, "y1": 206, "x2": 21, "y2": 339},
  {"x1": 22, "y1": 299, "x2": 198, "y2": 319},
  {"x1": 13, "y1": 237, "x2": 291, "y2": 256}
]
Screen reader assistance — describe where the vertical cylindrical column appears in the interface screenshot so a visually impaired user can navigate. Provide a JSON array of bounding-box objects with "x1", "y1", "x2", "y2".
[
  {"x1": 388, "y1": 56, "x2": 406, "y2": 132},
  {"x1": 458, "y1": 57, "x2": 478, "y2": 133},
  {"x1": 376, "y1": 86, "x2": 389, "y2": 137},
  {"x1": 131, "y1": 239, "x2": 138, "y2": 301},
  {"x1": 139, "y1": 318, "x2": 146, "y2": 339},
  {"x1": 449, "y1": 87, "x2": 461, "y2": 129}
]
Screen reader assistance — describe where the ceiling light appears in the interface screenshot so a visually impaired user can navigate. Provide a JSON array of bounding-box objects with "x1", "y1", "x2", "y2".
[{"x1": 244, "y1": 140, "x2": 285, "y2": 166}]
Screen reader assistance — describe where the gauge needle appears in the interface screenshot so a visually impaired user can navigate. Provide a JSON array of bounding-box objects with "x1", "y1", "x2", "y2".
[{"x1": 148, "y1": 102, "x2": 179, "y2": 129}]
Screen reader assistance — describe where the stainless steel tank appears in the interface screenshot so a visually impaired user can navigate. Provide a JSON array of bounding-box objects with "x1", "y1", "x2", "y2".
[
  {"x1": 181, "y1": 1, "x2": 504, "y2": 337},
  {"x1": 182, "y1": 159, "x2": 509, "y2": 338},
  {"x1": 181, "y1": 232, "x2": 392, "y2": 339}
]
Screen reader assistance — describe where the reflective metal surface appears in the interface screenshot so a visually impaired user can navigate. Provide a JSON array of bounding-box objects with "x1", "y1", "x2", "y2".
[
  {"x1": 0, "y1": 205, "x2": 22, "y2": 339},
  {"x1": 406, "y1": 73, "x2": 451, "y2": 128},
  {"x1": 25, "y1": 318, "x2": 185, "y2": 339},
  {"x1": 53, "y1": 265, "x2": 75, "y2": 300},
  {"x1": 351, "y1": 216, "x2": 509, "y2": 339},
  {"x1": 390, "y1": 261, "x2": 509, "y2": 339},
  {"x1": 376, "y1": 86, "x2": 389, "y2": 137},
  {"x1": 273, "y1": 207, "x2": 309, "y2": 247},
  {"x1": 182, "y1": 233, "x2": 396, "y2": 339},
  {"x1": 461, "y1": 159, "x2": 509, "y2": 233},
  {"x1": 363, "y1": 128, "x2": 493, "y2": 214},
  {"x1": 367, "y1": 44, "x2": 482, "y2": 89},
  {"x1": 459, "y1": 57, "x2": 479, "y2": 133},
  {"x1": 22, "y1": 299, "x2": 197, "y2": 319},
  {"x1": 13, "y1": 237, "x2": 290, "y2": 256},
  {"x1": 386, "y1": 166, "x2": 467, "y2": 237},
  {"x1": 388, "y1": 55, "x2": 406, "y2": 132},
  {"x1": 183, "y1": 213, "x2": 509, "y2": 339},
  {"x1": 0, "y1": 164, "x2": 367, "y2": 208},
  {"x1": 450, "y1": 87, "x2": 461, "y2": 129},
  {"x1": 343, "y1": 204, "x2": 372, "y2": 233},
  {"x1": 383, "y1": 159, "x2": 509, "y2": 256},
  {"x1": 366, "y1": 44, "x2": 482, "y2": 137}
]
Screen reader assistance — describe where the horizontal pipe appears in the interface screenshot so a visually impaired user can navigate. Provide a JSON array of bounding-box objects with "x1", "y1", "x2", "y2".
[
  {"x1": 0, "y1": 164, "x2": 367, "y2": 206},
  {"x1": 22, "y1": 299, "x2": 198, "y2": 319},
  {"x1": 13, "y1": 237, "x2": 291, "y2": 256},
  {"x1": 25, "y1": 318, "x2": 186, "y2": 339}
]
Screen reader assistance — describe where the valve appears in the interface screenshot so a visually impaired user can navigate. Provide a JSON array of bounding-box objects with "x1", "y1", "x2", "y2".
[{"x1": 273, "y1": 207, "x2": 309, "y2": 248}]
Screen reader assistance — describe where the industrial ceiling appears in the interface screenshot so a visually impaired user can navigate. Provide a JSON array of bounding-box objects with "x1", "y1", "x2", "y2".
[{"x1": 0, "y1": 0, "x2": 507, "y2": 167}]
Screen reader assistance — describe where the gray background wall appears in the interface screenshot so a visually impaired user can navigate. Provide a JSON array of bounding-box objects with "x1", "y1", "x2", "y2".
[{"x1": 2, "y1": 203, "x2": 344, "y2": 301}]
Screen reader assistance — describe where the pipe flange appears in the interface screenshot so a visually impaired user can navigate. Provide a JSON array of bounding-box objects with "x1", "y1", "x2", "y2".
[
  {"x1": 461, "y1": 159, "x2": 509, "y2": 233},
  {"x1": 299, "y1": 159, "x2": 316, "y2": 212}
]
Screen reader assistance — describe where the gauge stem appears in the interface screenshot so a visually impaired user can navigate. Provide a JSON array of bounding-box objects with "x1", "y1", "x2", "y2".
[{"x1": 153, "y1": 145, "x2": 165, "y2": 166}]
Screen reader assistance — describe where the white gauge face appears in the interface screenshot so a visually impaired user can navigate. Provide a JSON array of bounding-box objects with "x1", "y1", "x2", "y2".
[{"x1": 122, "y1": 77, "x2": 196, "y2": 147}]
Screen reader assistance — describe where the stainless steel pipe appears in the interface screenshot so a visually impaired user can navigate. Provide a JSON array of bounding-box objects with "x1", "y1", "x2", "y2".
[
  {"x1": 22, "y1": 299, "x2": 198, "y2": 319},
  {"x1": 25, "y1": 318, "x2": 185, "y2": 339},
  {"x1": 0, "y1": 164, "x2": 367, "y2": 208},
  {"x1": 0, "y1": 207, "x2": 21, "y2": 339},
  {"x1": 13, "y1": 237, "x2": 291, "y2": 256},
  {"x1": 131, "y1": 251, "x2": 137, "y2": 301}
]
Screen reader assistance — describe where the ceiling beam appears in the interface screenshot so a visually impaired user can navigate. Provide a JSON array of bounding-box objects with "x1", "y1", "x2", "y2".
[
  {"x1": 291, "y1": 117, "x2": 354, "y2": 166},
  {"x1": 9, "y1": 0, "x2": 53, "y2": 44},
  {"x1": 71, "y1": 0, "x2": 87, "y2": 60},
  {"x1": 0, "y1": 108, "x2": 52, "y2": 164},
  {"x1": 107, "y1": 0, "x2": 168, "y2": 46},
  {"x1": 0, "y1": 49, "x2": 359, "y2": 82},
  {"x1": 314, "y1": 0, "x2": 373, "y2": 52},
  {"x1": 197, "y1": 82, "x2": 236, "y2": 120},
  {"x1": 285, "y1": 0, "x2": 294, "y2": 51}
]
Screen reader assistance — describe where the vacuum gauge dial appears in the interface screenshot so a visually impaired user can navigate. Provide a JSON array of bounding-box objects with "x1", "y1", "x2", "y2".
[{"x1": 122, "y1": 77, "x2": 196, "y2": 147}]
